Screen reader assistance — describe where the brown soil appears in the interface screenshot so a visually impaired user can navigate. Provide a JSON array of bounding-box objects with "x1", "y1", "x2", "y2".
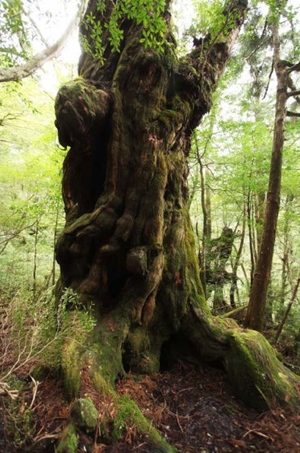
[
  {"x1": 114, "y1": 363, "x2": 300, "y2": 453},
  {"x1": 0, "y1": 363, "x2": 299, "y2": 453}
]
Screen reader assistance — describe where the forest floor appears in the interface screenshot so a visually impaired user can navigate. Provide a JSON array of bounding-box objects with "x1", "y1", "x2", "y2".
[{"x1": 0, "y1": 359, "x2": 300, "y2": 453}]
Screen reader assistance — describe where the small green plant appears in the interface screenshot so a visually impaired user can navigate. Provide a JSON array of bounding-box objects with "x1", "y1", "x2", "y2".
[
  {"x1": 58, "y1": 287, "x2": 97, "y2": 344},
  {"x1": 0, "y1": 286, "x2": 96, "y2": 399}
]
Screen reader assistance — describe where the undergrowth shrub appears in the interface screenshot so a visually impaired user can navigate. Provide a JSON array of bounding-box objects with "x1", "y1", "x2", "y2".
[{"x1": 0, "y1": 286, "x2": 96, "y2": 392}]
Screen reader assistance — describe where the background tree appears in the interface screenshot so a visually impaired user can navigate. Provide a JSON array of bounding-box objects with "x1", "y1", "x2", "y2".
[
  {"x1": 0, "y1": 79, "x2": 64, "y2": 295},
  {"x1": 245, "y1": 1, "x2": 300, "y2": 331},
  {"x1": 189, "y1": 1, "x2": 300, "y2": 339}
]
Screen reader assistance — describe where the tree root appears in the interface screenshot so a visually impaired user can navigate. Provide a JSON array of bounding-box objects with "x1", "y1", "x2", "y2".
[
  {"x1": 185, "y1": 305, "x2": 300, "y2": 411},
  {"x1": 58, "y1": 317, "x2": 175, "y2": 452},
  {"x1": 55, "y1": 299, "x2": 300, "y2": 452}
]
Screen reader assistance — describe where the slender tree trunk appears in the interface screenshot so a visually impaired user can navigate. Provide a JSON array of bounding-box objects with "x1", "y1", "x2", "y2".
[
  {"x1": 275, "y1": 270, "x2": 300, "y2": 343},
  {"x1": 52, "y1": 205, "x2": 60, "y2": 287},
  {"x1": 255, "y1": 192, "x2": 265, "y2": 251},
  {"x1": 245, "y1": 19, "x2": 288, "y2": 332},
  {"x1": 194, "y1": 123, "x2": 213, "y2": 297},
  {"x1": 247, "y1": 190, "x2": 255, "y2": 286},
  {"x1": 32, "y1": 217, "x2": 40, "y2": 303},
  {"x1": 206, "y1": 169, "x2": 212, "y2": 239},
  {"x1": 251, "y1": 194, "x2": 258, "y2": 265},
  {"x1": 240, "y1": 262, "x2": 250, "y2": 291},
  {"x1": 195, "y1": 135, "x2": 211, "y2": 296},
  {"x1": 230, "y1": 205, "x2": 246, "y2": 307},
  {"x1": 280, "y1": 195, "x2": 292, "y2": 306}
]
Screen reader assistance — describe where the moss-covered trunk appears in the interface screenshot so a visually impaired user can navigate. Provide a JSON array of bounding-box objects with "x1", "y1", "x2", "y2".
[{"x1": 54, "y1": 0, "x2": 299, "y2": 450}]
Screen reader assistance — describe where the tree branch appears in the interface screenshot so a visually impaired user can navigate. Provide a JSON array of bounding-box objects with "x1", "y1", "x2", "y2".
[
  {"x1": 286, "y1": 111, "x2": 300, "y2": 117},
  {"x1": 21, "y1": 6, "x2": 49, "y2": 47},
  {"x1": 262, "y1": 60, "x2": 274, "y2": 100},
  {"x1": 287, "y1": 62, "x2": 300, "y2": 73},
  {"x1": 177, "y1": 0, "x2": 248, "y2": 126},
  {"x1": 0, "y1": 1, "x2": 87, "y2": 83},
  {"x1": 287, "y1": 90, "x2": 300, "y2": 98}
]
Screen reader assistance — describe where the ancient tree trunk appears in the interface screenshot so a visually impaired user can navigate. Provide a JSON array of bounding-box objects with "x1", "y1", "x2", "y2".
[{"x1": 54, "y1": 1, "x2": 300, "y2": 450}]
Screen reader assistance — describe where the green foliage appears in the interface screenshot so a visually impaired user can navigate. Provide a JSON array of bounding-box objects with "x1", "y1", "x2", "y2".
[
  {"x1": 59, "y1": 288, "x2": 97, "y2": 341},
  {"x1": 0, "y1": 0, "x2": 30, "y2": 67},
  {"x1": 193, "y1": 0, "x2": 225, "y2": 36},
  {"x1": 0, "y1": 0, "x2": 81, "y2": 72},
  {"x1": 0, "y1": 78, "x2": 64, "y2": 292},
  {"x1": 189, "y1": 0, "x2": 300, "y2": 340},
  {"x1": 0, "y1": 285, "x2": 96, "y2": 383},
  {"x1": 184, "y1": 0, "x2": 244, "y2": 49},
  {"x1": 82, "y1": 0, "x2": 168, "y2": 62}
]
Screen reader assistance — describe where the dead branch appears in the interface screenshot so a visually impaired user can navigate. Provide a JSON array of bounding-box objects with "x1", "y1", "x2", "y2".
[{"x1": 286, "y1": 111, "x2": 300, "y2": 117}]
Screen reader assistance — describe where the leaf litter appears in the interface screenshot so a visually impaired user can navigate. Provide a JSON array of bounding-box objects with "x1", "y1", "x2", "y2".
[{"x1": 0, "y1": 362, "x2": 299, "y2": 452}]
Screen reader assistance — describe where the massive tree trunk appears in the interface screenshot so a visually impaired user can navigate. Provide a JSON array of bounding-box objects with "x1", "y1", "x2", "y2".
[{"x1": 54, "y1": 0, "x2": 299, "y2": 450}]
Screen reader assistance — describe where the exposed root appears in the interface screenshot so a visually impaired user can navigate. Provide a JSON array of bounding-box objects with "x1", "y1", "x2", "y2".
[{"x1": 184, "y1": 305, "x2": 300, "y2": 411}]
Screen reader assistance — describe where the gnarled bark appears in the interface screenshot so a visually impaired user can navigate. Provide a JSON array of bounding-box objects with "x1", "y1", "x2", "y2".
[{"x1": 54, "y1": 0, "x2": 300, "y2": 450}]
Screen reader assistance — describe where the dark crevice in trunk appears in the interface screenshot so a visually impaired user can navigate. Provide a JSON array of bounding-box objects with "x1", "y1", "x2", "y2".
[
  {"x1": 106, "y1": 251, "x2": 130, "y2": 299},
  {"x1": 160, "y1": 333, "x2": 202, "y2": 371},
  {"x1": 91, "y1": 119, "x2": 110, "y2": 210}
]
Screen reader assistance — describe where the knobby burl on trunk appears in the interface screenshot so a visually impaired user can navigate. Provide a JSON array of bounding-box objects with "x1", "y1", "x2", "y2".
[{"x1": 54, "y1": 0, "x2": 299, "y2": 450}]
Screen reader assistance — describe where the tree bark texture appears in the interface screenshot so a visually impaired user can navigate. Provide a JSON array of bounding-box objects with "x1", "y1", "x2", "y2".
[{"x1": 54, "y1": 2, "x2": 299, "y2": 448}]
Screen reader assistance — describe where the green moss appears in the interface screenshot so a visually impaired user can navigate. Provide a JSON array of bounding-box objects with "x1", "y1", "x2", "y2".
[
  {"x1": 169, "y1": 95, "x2": 192, "y2": 121},
  {"x1": 136, "y1": 353, "x2": 160, "y2": 374},
  {"x1": 225, "y1": 329, "x2": 300, "y2": 410},
  {"x1": 183, "y1": 213, "x2": 207, "y2": 313},
  {"x1": 124, "y1": 324, "x2": 166, "y2": 375},
  {"x1": 71, "y1": 398, "x2": 98, "y2": 432},
  {"x1": 113, "y1": 395, "x2": 176, "y2": 452},
  {"x1": 158, "y1": 109, "x2": 179, "y2": 128},
  {"x1": 61, "y1": 339, "x2": 82, "y2": 400},
  {"x1": 57, "y1": 78, "x2": 109, "y2": 120},
  {"x1": 57, "y1": 424, "x2": 78, "y2": 453},
  {"x1": 92, "y1": 372, "x2": 116, "y2": 397},
  {"x1": 90, "y1": 328, "x2": 126, "y2": 386},
  {"x1": 127, "y1": 329, "x2": 150, "y2": 355},
  {"x1": 214, "y1": 316, "x2": 239, "y2": 330}
]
